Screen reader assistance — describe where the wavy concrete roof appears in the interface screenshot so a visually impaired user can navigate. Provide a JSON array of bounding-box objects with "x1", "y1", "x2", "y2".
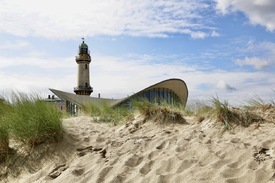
[
  {"x1": 50, "y1": 78, "x2": 188, "y2": 108},
  {"x1": 49, "y1": 88, "x2": 120, "y2": 107},
  {"x1": 112, "y1": 78, "x2": 188, "y2": 107}
]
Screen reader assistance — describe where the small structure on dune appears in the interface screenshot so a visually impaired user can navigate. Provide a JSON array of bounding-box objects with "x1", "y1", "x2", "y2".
[{"x1": 49, "y1": 39, "x2": 188, "y2": 115}]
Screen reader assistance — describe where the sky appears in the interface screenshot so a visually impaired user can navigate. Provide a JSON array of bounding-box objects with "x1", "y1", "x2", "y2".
[{"x1": 0, "y1": 0, "x2": 274, "y2": 105}]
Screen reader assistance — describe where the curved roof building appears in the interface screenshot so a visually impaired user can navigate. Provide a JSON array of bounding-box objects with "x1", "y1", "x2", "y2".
[
  {"x1": 50, "y1": 78, "x2": 188, "y2": 114},
  {"x1": 113, "y1": 78, "x2": 188, "y2": 107},
  {"x1": 49, "y1": 40, "x2": 188, "y2": 114}
]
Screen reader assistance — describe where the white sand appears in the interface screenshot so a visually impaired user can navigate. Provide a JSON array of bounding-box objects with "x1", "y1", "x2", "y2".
[{"x1": 3, "y1": 113, "x2": 275, "y2": 183}]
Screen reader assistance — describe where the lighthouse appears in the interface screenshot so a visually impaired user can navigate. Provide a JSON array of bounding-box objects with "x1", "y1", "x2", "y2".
[{"x1": 74, "y1": 38, "x2": 93, "y2": 96}]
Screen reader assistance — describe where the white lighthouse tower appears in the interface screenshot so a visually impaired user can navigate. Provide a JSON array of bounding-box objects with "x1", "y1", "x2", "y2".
[{"x1": 74, "y1": 38, "x2": 93, "y2": 96}]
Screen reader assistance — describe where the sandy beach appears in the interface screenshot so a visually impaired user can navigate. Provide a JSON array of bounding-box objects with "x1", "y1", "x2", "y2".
[{"x1": 2, "y1": 106, "x2": 275, "y2": 183}]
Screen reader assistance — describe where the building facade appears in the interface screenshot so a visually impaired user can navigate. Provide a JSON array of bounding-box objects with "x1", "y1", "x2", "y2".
[{"x1": 44, "y1": 95, "x2": 66, "y2": 113}]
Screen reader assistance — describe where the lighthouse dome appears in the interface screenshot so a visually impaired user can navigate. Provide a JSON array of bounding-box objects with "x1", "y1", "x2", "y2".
[
  {"x1": 80, "y1": 41, "x2": 88, "y2": 49},
  {"x1": 78, "y1": 39, "x2": 89, "y2": 54}
]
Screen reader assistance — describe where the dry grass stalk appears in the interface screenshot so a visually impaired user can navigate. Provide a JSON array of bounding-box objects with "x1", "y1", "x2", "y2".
[{"x1": 141, "y1": 105, "x2": 186, "y2": 124}]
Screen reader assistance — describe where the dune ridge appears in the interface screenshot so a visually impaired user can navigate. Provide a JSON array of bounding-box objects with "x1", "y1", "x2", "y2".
[{"x1": 2, "y1": 106, "x2": 275, "y2": 183}]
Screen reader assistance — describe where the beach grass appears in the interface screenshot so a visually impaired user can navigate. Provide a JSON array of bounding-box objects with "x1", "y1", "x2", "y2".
[
  {"x1": 132, "y1": 99, "x2": 186, "y2": 124},
  {"x1": 84, "y1": 98, "x2": 186, "y2": 125},
  {"x1": 0, "y1": 93, "x2": 63, "y2": 151},
  {"x1": 0, "y1": 99, "x2": 12, "y2": 161},
  {"x1": 84, "y1": 103, "x2": 133, "y2": 125},
  {"x1": 0, "y1": 123, "x2": 10, "y2": 160},
  {"x1": 211, "y1": 96, "x2": 267, "y2": 129},
  {"x1": 185, "y1": 96, "x2": 269, "y2": 130}
]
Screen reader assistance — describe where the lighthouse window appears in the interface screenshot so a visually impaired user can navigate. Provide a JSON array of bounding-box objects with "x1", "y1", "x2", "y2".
[{"x1": 85, "y1": 64, "x2": 88, "y2": 69}]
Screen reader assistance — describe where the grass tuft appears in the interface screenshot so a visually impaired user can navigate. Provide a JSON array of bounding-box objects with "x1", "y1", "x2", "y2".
[
  {"x1": 0, "y1": 125, "x2": 10, "y2": 162},
  {"x1": 211, "y1": 96, "x2": 264, "y2": 130},
  {"x1": 0, "y1": 92, "x2": 63, "y2": 150},
  {"x1": 211, "y1": 96, "x2": 235, "y2": 130},
  {"x1": 133, "y1": 99, "x2": 186, "y2": 124},
  {"x1": 84, "y1": 103, "x2": 133, "y2": 125},
  {"x1": 0, "y1": 99, "x2": 12, "y2": 162}
]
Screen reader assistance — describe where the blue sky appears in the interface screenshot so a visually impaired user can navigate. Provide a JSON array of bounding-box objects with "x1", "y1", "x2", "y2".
[{"x1": 0, "y1": 0, "x2": 274, "y2": 105}]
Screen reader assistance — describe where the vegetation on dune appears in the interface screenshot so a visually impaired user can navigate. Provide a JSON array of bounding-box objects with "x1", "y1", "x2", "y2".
[
  {"x1": 0, "y1": 91, "x2": 266, "y2": 158},
  {"x1": 84, "y1": 98, "x2": 186, "y2": 125},
  {"x1": 85, "y1": 98, "x2": 186, "y2": 124},
  {"x1": 0, "y1": 98, "x2": 13, "y2": 161},
  {"x1": 188, "y1": 96, "x2": 273, "y2": 130},
  {"x1": 0, "y1": 93, "x2": 63, "y2": 162},
  {"x1": 84, "y1": 102, "x2": 134, "y2": 125},
  {"x1": 0, "y1": 124, "x2": 10, "y2": 161},
  {"x1": 84, "y1": 95, "x2": 273, "y2": 129},
  {"x1": 133, "y1": 99, "x2": 186, "y2": 124}
]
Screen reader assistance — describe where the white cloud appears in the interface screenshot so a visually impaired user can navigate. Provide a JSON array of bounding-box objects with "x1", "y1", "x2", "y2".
[
  {"x1": 216, "y1": 80, "x2": 236, "y2": 92},
  {"x1": 180, "y1": 29, "x2": 220, "y2": 39},
  {"x1": 0, "y1": 40, "x2": 29, "y2": 50},
  {"x1": 234, "y1": 41, "x2": 275, "y2": 70},
  {"x1": 0, "y1": 56, "x2": 75, "y2": 69},
  {"x1": 215, "y1": 0, "x2": 275, "y2": 31},
  {"x1": 211, "y1": 30, "x2": 220, "y2": 37},
  {"x1": 0, "y1": 0, "x2": 215, "y2": 39},
  {"x1": 0, "y1": 71, "x2": 75, "y2": 95},
  {"x1": 245, "y1": 41, "x2": 275, "y2": 55},
  {"x1": 235, "y1": 57, "x2": 270, "y2": 70},
  {"x1": 190, "y1": 31, "x2": 208, "y2": 39}
]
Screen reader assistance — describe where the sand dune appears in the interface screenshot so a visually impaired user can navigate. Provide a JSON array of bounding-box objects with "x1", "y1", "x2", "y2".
[{"x1": 3, "y1": 110, "x2": 275, "y2": 183}]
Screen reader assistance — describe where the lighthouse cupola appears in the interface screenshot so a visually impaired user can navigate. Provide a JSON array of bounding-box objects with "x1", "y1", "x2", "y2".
[
  {"x1": 74, "y1": 38, "x2": 93, "y2": 96},
  {"x1": 79, "y1": 40, "x2": 89, "y2": 54}
]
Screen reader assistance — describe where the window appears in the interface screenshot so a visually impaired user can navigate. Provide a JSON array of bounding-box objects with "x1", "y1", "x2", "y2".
[{"x1": 85, "y1": 64, "x2": 88, "y2": 69}]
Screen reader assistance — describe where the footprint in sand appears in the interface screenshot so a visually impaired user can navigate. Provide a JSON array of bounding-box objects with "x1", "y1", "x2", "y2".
[
  {"x1": 156, "y1": 141, "x2": 169, "y2": 150},
  {"x1": 76, "y1": 146, "x2": 93, "y2": 157},
  {"x1": 76, "y1": 145, "x2": 107, "y2": 158},
  {"x1": 219, "y1": 166, "x2": 243, "y2": 179},
  {"x1": 156, "y1": 157, "x2": 178, "y2": 175},
  {"x1": 176, "y1": 159, "x2": 198, "y2": 173},
  {"x1": 48, "y1": 164, "x2": 68, "y2": 179},
  {"x1": 96, "y1": 166, "x2": 113, "y2": 183},
  {"x1": 147, "y1": 150, "x2": 161, "y2": 160},
  {"x1": 96, "y1": 135, "x2": 106, "y2": 143},
  {"x1": 109, "y1": 174, "x2": 125, "y2": 183},
  {"x1": 155, "y1": 174, "x2": 173, "y2": 183},
  {"x1": 175, "y1": 144, "x2": 187, "y2": 152},
  {"x1": 124, "y1": 154, "x2": 143, "y2": 167},
  {"x1": 139, "y1": 160, "x2": 154, "y2": 175},
  {"x1": 72, "y1": 167, "x2": 85, "y2": 176}
]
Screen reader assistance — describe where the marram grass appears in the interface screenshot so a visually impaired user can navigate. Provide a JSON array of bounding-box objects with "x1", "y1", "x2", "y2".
[
  {"x1": 0, "y1": 98, "x2": 12, "y2": 161},
  {"x1": 132, "y1": 98, "x2": 186, "y2": 124},
  {"x1": 84, "y1": 98, "x2": 186, "y2": 125},
  {"x1": 0, "y1": 92, "x2": 63, "y2": 154},
  {"x1": 84, "y1": 102, "x2": 133, "y2": 125}
]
